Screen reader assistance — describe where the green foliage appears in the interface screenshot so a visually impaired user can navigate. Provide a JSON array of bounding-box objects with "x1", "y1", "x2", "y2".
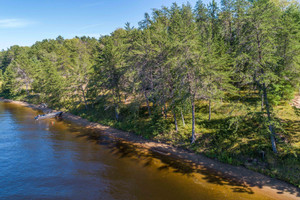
[{"x1": 0, "y1": 0, "x2": 300, "y2": 187}]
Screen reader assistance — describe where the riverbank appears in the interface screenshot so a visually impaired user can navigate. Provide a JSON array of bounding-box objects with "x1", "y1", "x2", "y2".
[{"x1": 1, "y1": 98, "x2": 299, "y2": 200}]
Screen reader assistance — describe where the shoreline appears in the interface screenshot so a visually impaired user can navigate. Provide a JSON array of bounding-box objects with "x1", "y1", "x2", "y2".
[{"x1": 1, "y1": 98, "x2": 300, "y2": 200}]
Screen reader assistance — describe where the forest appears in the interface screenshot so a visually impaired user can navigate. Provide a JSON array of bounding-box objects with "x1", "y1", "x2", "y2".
[{"x1": 0, "y1": 0, "x2": 300, "y2": 187}]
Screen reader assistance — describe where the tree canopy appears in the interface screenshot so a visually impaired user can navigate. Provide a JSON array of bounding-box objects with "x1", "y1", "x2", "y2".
[{"x1": 1, "y1": 0, "x2": 299, "y2": 155}]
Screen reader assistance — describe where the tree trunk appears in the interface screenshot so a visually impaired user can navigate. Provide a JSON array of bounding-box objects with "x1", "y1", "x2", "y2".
[
  {"x1": 257, "y1": 31, "x2": 277, "y2": 154},
  {"x1": 209, "y1": 99, "x2": 212, "y2": 121},
  {"x1": 173, "y1": 110, "x2": 178, "y2": 132},
  {"x1": 163, "y1": 103, "x2": 167, "y2": 119},
  {"x1": 81, "y1": 86, "x2": 88, "y2": 110},
  {"x1": 262, "y1": 83, "x2": 277, "y2": 154},
  {"x1": 191, "y1": 98, "x2": 196, "y2": 144},
  {"x1": 115, "y1": 104, "x2": 119, "y2": 121},
  {"x1": 25, "y1": 82, "x2": 29, "y2": 96},
  {"x1": 144, "y1": 90, "x2": 151, "y2": 117},
  {"x1": 261, "y1": 92, "x2": 264, "y2": 112},
  {"x1": 181, "y1": 110, "x2": 185, "y2": 127}
]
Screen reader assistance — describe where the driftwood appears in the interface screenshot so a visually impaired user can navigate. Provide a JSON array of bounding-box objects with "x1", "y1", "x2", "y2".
[{"x1": 35, "y1": 111, "x2": 63, "y2": 120}]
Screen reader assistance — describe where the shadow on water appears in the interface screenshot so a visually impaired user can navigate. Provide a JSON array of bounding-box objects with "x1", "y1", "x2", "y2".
[
  {"x1": 3, "y1": 101, "x2": 299, "y2": 198},
  {"x1": 149, "y1": 143, "x2": 300, "y2": 198},
  {"x1": 73, "y1": 127, "x2": 300, "y2": 198},
  {"x1": 74, "y1": 128, "x2": 255, "y2": 195}
]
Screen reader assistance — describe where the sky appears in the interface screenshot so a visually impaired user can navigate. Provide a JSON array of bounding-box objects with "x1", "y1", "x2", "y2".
[{"x1": 0, "y1": 0, "x2": 215, "y2": 50}]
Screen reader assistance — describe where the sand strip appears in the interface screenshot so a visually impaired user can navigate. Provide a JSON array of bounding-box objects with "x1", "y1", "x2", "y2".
[{"x1": 1, "y1": 98, "x2": 299, "y2": 200}]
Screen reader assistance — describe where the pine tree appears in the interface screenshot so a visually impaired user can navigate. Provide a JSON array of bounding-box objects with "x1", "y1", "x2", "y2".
[{"x1": 238, "y1": 0, "x2": 283, "y2": 153}]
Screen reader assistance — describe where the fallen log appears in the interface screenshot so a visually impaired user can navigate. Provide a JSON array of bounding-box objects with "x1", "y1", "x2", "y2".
[{"x1": 35, "y1": 111, "x2": 63, "y2": 120}]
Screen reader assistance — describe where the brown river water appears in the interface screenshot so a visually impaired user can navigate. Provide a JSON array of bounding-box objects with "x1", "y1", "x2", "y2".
[{"x1": 0, "y1": 102, "x2": 282, "y2": 199}]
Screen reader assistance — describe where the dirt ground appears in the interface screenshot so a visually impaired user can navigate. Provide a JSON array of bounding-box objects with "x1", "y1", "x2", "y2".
[
  {"x1": 1, "y1": 98, "x2": 300, "y2": 200},
  {"x1": 292, "y1": 95, "x2": 300, "y2": 108}
]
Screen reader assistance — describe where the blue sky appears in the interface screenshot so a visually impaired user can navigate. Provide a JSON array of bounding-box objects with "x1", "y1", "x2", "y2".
[{"x1": 0, "y1": 0, "x2": 215, "y2": 50}]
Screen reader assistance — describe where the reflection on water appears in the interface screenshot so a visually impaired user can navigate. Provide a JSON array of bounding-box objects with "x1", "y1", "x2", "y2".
[{"x1": 0, "y1": 102, "x2": 275, "y2": 200}]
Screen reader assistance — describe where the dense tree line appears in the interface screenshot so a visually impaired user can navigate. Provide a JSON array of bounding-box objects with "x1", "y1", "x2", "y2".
[{"x1": 0, "y1": 0, "x2": 299, "y2": 153}]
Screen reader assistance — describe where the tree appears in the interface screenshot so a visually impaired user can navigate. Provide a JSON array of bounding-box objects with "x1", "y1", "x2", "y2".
[
  {"x1": 93, "y1": 29, "x2": 129, "y2": 120},
  {"x1": 237, "y1": 0, "x2": 288, "y2": 153},
  {"x1": 2, "y1": 47, "x2": 36, "y2": 96}
]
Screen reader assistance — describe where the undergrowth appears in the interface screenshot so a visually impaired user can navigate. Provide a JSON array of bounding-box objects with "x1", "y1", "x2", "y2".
[{"x1": 1, "y1": 91, "x2": 300, "y2": 188}]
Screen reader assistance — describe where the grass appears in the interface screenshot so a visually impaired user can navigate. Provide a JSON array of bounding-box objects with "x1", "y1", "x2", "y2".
[
  {"x1": 69, "y1": 95, "x2": 300, "y2": 187},
  {"x1": 2, "y1": 90, "x2": 300, "y2": 188}
]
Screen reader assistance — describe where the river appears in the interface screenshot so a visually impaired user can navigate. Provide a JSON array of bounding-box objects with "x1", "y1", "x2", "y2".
[{"x1": 0, "y1": 102, "x2": 280, "y2": 199}]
